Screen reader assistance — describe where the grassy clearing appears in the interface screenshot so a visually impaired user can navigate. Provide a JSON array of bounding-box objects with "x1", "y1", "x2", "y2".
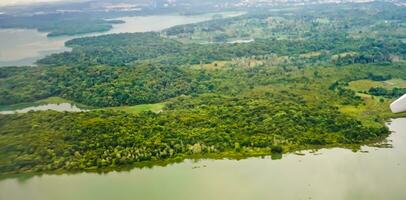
[
  {"x1": 299, "y1": 51, "x2": 322, "y2": 58},
  {"x1": 331, "y1": 52, "x2": 358, "y2": 60},
  {"x1": 342, "y1": 77, "x2": 406, "y2": 127},
  {"x1": 190, "y1": 57, "x2": 272, "y2": 70},
  {"x1": 348, "y1": 79, "x2": 406, "y2": 92},
  {"x1": 0, "y1": 96, "x2": 165, "y2": 114},
  {"x1": 339, "y1": 93, "x2": 406, "y2": 127},
  {"x1": 190, "y1": 61, "x2": 231, "y2": 70},
  {"x1": 104, "y1": 103, "x2": 165, "y2": 114},
  {"x1": 315, "y1": 18, "x2": 331, "y2": 24},
  {"x1": 339, "y1": 94, "x2": 391, "y2": 127}
]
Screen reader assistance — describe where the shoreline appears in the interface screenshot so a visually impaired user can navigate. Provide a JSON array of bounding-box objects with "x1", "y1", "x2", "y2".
[{"x1": 1, "y1": 117, "x2": 402, "y2": 181}]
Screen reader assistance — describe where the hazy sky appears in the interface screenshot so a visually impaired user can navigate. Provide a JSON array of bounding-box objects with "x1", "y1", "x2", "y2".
[{"x1": 0, "y1": 0, "x2": 79, "y2": 6}]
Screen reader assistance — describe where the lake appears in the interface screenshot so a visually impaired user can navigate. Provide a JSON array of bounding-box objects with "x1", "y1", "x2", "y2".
[
  {"x1": 0, "y1": 12, "x2": 242, "y2": 67},
  {"x1": 0, "y1": 29, "x2": 71, "y2": 67},
  {"x1": 105, "y1": 13, "x2": 242, "y2": 34},
  {"x1": 0, "y1": 103, "x2": 83, "y2": 115},
  {"x1": 0, "y1": 118, "x2": 405, "y2": 200}
]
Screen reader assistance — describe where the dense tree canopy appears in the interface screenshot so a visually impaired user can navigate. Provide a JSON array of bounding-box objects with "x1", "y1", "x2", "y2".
[{"x1": 1, "y1": 2, "x2": 406, "y2": 175}]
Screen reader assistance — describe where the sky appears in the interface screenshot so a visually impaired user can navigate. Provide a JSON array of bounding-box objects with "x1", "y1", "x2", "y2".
[{"x1": 0, "y1": 0, "x2": 81, "y2": 6}]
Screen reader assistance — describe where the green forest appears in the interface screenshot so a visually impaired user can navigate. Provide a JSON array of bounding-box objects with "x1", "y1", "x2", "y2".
[{"x1": 1, "y1": 2, "x2": 406, "y2": 175}]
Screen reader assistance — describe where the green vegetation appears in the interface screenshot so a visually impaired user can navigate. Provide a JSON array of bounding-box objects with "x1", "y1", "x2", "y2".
[
  {"x1": 348, "y1": 79, "x2": 406, "y2": 98},
  {"x1": 368, "y1": 87, "x2": 406, "y2": 98},
  {"x1": 0, "y1": 64, "x2": 201, "y2": 107},
  {"x1": 104, "y1": 103, "x2": 165, "y2": 114},
  {"x1": 0, "y1": 14, "x2": 124, "y2": 37},
  {"x1": 0, "y1": 92, "x2": 390, "y2": 174},
  {"x1": 164, "y1": 2, "x2": 406, "y2": 44},
  {"x1": 1, "y1": 2, "x2": 406, "y2": 175},
  {"x1": 37, "y1": 31, "x2": 406, "y2": 67},
  {"x1": 348, "y1": 79, "x2": 406, "y2": 92},
  {"x1": 0, "y1": 4, "x2": 240, "y2": 38},
  {"x1": 2, "y1": 62, "x2": 406, "y2": 174}
]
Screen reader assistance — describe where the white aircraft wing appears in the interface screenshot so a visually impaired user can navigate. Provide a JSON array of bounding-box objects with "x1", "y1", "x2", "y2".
[{"x1": 391, "y1": 94, "x2": 406, "y2": 113}]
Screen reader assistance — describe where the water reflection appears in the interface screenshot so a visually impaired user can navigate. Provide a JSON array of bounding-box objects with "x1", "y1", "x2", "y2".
[{"x1": 0, "y1": 118, "x2": 405, "y2": 200}]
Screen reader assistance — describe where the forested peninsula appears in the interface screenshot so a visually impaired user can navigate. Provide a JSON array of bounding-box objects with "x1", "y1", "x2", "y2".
[{"x1": 1, "y1": 2, "x2": 406, "y2": 175}]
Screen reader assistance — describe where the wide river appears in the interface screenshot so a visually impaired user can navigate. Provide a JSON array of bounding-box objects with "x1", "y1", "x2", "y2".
[
  {"x1": 0, "y1": 118, "x2": 405, "y2": 200},
  {"x1": 0, "y1": 12, "x2": 241, "y2": 67}
]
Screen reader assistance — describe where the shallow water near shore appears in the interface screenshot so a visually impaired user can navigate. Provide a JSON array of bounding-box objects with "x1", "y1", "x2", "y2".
[
  {"x1": 0, "y1": 103, "x2": 83, "y2": 114},
  {"x1": 0, "y1": 118, "x2": 405, "y2": 200}
]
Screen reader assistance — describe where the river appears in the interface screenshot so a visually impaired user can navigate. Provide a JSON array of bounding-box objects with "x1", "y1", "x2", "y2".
[
  {"x1": 0, "y1": 118, "x2": 405, "y2": 200},
  {"x1": 0, "y1": 12, "x2": 241, "y2": 67}
]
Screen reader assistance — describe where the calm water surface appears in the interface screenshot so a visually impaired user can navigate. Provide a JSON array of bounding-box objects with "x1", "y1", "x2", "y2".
[
  {"x1": 0, "y1": 12, "x2": 240, "y2": 67},
  {"x1": 0, "y1": 29, "x2": 71, "y2": 66},
  {"x1": 0, "y1": 103, "x2": 83, "y2": 114},
  {"x1": 106, "y1": 13, "x2": 241, "y2": 34},
  {"x1": 0, "y1": 118, "x2": 405, "y2": 200}
]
